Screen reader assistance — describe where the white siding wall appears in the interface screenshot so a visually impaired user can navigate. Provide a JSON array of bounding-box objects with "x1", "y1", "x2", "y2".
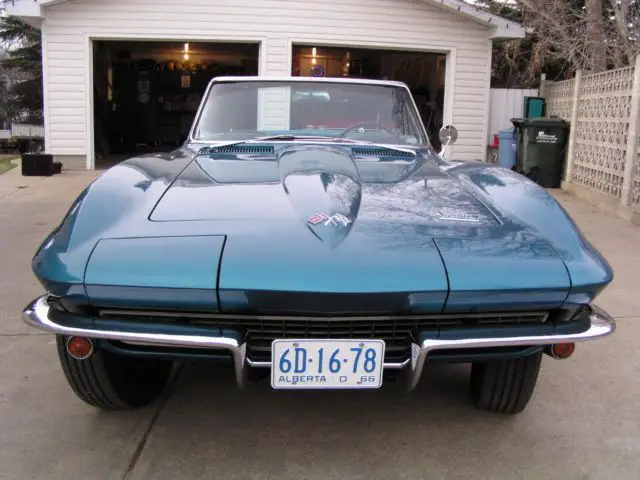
[
  {"x1": 41, "y1": 0, "x2": 493, "y2": 167},
  {"x1": 487, "y1": 88, "x2": 539, "y2": 143}
]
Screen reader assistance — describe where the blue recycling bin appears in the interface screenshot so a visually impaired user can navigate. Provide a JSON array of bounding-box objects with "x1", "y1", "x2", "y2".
[{"x1": 498, "y1": 128, "x2": 517, "y2": 169}]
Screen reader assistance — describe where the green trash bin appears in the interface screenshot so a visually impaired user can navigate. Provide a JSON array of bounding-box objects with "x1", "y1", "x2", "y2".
[{"x1": 517, "y1": 117, "x2": 570, "y2": 188}]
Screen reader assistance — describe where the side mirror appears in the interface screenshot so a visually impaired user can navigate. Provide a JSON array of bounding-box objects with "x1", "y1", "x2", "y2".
[{"x1": 438, "y1": 125, "x2": 458, "y2": 156}]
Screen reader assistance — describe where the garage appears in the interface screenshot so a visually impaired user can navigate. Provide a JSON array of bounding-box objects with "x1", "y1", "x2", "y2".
[
  {"x1": 92, "y1": 40, "x2": 260, "y2": 167},
  {"x1": 292, "y1": 44, "x2": 446, "y2": 149},
  {"x1": 9, "y1": 0, "x2": 524, "y2": 170},
  {"x1": 95, "y1": 41, "x2": 446, "y2": 166}
]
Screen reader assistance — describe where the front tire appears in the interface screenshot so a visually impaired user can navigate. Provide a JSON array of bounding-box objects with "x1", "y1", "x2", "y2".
[
  {"x1": 56, "y1": 336, "x2": 173, "y2": 410},
  {"x1": 470, "y1": 351, "x2": 542, "y2": 414}
]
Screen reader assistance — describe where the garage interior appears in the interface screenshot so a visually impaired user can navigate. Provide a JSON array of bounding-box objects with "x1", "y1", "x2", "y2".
[
  {"x1": 292, "y1": 44, "x2": 446, "y2": 149},
  {"x1": 91, "y1": 41, "x2": 446, "y2": 168},
  {"x1": 92, "y1": 40, "x2": 259, "y2": 168}
]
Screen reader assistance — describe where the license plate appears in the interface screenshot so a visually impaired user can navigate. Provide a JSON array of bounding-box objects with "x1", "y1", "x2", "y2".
[{"x1": 271, "y1": 339, "x2": 385, "y2": 389}]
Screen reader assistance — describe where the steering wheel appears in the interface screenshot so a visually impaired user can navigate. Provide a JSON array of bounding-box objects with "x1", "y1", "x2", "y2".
[{"x1": 339, "y1": 122, "x2": 395, "y2": 138}]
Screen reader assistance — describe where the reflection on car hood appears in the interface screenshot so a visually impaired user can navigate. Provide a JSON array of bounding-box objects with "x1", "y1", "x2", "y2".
[{"x1": 150, "y1": 143, "x2": 501, "y2": 231}]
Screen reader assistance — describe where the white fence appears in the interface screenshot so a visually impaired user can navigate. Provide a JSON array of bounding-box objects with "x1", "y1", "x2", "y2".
[
  {"x1": 487, "y1": 88, "x2": 539, "y2": 143},
  {"x1": 545, "y1": 58, "x2": 640, "y2": 218},
  {"x1": 0, "y1": 124, "x2": 45, "y2": 140},
  {"x1": 11, "y1": 123, "x2": 44, "y2": 139}
]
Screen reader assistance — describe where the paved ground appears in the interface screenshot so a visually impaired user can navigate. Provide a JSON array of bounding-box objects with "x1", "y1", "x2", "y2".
[{"x1": 0, "y1": 164, "x2": 639, "y2": 480}]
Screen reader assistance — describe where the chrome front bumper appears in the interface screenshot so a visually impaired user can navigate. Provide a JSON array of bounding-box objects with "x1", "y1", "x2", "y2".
[{"x1": 23, "y1": 295, "x2": 616, "y2": 391}]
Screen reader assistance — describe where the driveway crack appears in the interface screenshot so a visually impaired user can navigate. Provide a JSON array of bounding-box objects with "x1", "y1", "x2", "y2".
[{"x1": 122, "y1": 362, "x2": 184, "y2": 480}]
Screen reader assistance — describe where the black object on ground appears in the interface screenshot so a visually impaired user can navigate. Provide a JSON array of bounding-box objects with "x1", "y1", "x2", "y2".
[{"x1": 21, "y1": 153, "x2": 54, "y2": 177}]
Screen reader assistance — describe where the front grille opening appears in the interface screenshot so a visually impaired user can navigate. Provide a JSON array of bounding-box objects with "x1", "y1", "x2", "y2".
[
  {"x1": 106, "y1": 340, "x2": 234, "y2": 358},
  {"x1": 96, "y1": 309, "x2": 550, "y2": 363}
]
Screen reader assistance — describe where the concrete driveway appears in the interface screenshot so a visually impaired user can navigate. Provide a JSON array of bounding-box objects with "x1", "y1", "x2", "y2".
[{"x1": 1, "y1": 165, "x2": 638, "y2": 480}]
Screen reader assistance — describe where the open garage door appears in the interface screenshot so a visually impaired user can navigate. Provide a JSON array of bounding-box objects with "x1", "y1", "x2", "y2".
[
  {"x1": 93, "y1": 40, "x2": 259, "y2": 168},
  {"x1": 292, "y1": 45, "x2": 446, "y2": 149}
]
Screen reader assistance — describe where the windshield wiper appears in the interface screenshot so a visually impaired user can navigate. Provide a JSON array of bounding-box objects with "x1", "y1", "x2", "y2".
[
  {"x1": 196, "y1": 134, "x2": 417, "y2": 157},
  {"x1": 250, "y1": 134, "x2": 372, "y2": 144}
]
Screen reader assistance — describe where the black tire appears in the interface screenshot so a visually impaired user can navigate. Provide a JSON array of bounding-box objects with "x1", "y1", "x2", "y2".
[
  {"x1": 56, "y1": 336, "x2": 174, "y2": 410},
  {"x1": 470, "y1": 351, "x2": 543, "y2": 414}
]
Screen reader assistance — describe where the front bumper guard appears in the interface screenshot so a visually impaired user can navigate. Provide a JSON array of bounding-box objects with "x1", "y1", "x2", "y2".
[{"x1": 23, "y1": 296, "x2": 616, "y2": 391}]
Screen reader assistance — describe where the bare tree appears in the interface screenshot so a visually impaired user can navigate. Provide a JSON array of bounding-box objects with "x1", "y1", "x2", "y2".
[
  {"x1": 586, "y1": 0, "x2": 607, "y2": 71},
  {"x1": 483, "y1": 0, "x2": 640, "y2": 87},
  {"x1": 518, "y1": 0, "x2": 639, "y2": 74},
  {"x1": 607, "y1": 0, "x2": 640, "y2": 68}
]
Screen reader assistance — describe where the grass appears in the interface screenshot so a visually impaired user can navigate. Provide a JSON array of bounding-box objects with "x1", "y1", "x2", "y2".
[{"x1": 0, "y1": 155, "x2": 18, "y2": 175}]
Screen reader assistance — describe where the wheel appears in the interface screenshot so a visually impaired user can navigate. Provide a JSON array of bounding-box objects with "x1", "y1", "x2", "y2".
[
  {"x1": 56, "y1": 336, "x2": 174, "y2": 410},
  {"x1": 469, "y1": 351, "x2": 543, "y2": 414}
]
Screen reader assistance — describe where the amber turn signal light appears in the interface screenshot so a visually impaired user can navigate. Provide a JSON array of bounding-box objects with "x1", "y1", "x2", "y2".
[
  {"x1": 546, "y1": 343, "x2": 575, "y2": 359},
  {"x1": 66, "y1": 336, "x2": 94, "y2": 360}
]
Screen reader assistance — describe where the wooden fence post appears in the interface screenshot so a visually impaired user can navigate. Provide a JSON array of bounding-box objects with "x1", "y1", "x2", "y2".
[
  {"x1": 621, "y1": 56, "x2": 640, "y2": 207},
  {"x1": 539, "y1": 73, "x2": 546, "y2": 98},
  {"x1": 565, "y1": 70, "x2": 583, "y2": 183}
]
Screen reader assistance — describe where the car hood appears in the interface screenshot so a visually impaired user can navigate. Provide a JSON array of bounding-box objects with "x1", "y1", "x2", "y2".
[
  {"x1": 138, "y1": 144, "x2": 570, "y2": 313},
  {"x1": 150, "y1": 144, "x2": 501, "y2": 227}
]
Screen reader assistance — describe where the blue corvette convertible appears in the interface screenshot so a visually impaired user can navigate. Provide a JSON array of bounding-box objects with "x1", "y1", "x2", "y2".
[{"x1": 23, "y1": 76, "x2": 615, "y2": 414}]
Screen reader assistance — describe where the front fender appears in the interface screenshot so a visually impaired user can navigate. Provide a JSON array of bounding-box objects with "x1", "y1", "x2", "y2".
[
  {"x1": 32, "y1": 150, "x2": 195, "y2": 298},
  {"x1": 444, "y1": 161, "x2": 614, "y2": 306}
]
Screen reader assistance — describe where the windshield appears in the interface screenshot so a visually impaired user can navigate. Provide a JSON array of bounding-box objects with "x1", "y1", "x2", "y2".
[{"x1": 191, "y1": 80, "x2": 428, "y2": 146}]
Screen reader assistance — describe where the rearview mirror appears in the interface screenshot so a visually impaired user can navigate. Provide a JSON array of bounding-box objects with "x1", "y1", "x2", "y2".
[{"x1": 438, "y1": 125, "x2": 458, "y2": 156}]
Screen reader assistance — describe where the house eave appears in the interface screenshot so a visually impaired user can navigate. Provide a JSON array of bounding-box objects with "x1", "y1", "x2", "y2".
[
  {"x1": 3, "y1": 1, "x2": 44, "y2": 28},
  {"x1": 6, "y1": 0, "x2": 526, "y2": 40},
  {"x1": 490, "y1": 25, "x2": 526, "y2": 41},
  {"x1": 3, "y1": 0, "x2": 71, "y2": 27},
  {"x1": 423, "y1": 0, "x2": 526, "y2": 40}
]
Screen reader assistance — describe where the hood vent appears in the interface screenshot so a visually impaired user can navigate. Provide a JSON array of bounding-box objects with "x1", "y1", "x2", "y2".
[
  {"x1": 200, "y1": 145, "x2": 275, "y2": 155},
  {"x1": 351, "y1": 147, "x2": 416, "y2": 158}
]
